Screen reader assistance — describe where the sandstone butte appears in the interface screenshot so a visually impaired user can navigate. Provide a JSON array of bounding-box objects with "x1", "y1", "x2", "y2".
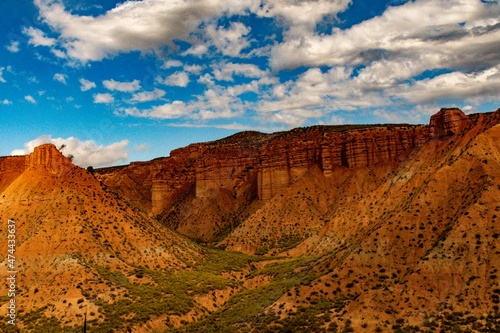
[{"x1": 0, "y1": 107, "x2": 500, "y2": 332}]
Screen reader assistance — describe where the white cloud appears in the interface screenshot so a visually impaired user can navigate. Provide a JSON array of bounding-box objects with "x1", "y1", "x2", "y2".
[
  {"x1": 129, "y1": 88, "x2": 166, "y2": 103},
  {"x1": 32, "y1": 0, "x2": 257, "y2": 62},
  {"x1": 51, "y1": 48, "x2": 67, "y2": 59},
  {"x1": 270, "y1": 0, "x2": 500, "y2": 71},
  {"x1": 197, "y1": 73, "x2": 215, "y2": 86},
  {"x1": 53, "y1": 73, "x2": 68, "y2": 84},
  {"x1": 244, "y1": 0, "x2": 500, "y2": 126},
  {"x1": 184, "y1": 64, "x2": 203, "y2": 74},
  {"x1": 79, "y1": 78, "x2": 96, "y2": 91},
  {"x1": 393, "y1": 66, "x2": 500, "y2": 104},
  {"x1": 462, "y1": 105, "x2": 475, "y2": 114},
  {"x1": 121, "y1": 101, "x2": 188, "y2": 119},
  {"x1": 162, "y1": 60, "x2": 183, "y2": 68},
  {"x1": 258, "y1": 0, "x2": 351, "y2": 31},
  {"x1": 6, "y1": 41, "x2": 20, "y2": 53},
  {"x1": 2, "y1": 99, "x2": 12, "y2": 105},
  {"x1": 120, "y1": 74, "x2": 276, "y2": 121},
  {"x1": 205, "y1": 22, "x2": 251, "y2": 57},
  {"x1": 10, "y1": 135, "x2": 128, "y2": 167},
  {"x1": 0, "y1": 67, "x2": 5, "y2": 83},
  {"x1": 23, "y1": 26, "x2": 56, "y2": 47},
  {"x1": 133, "y1": 143, "x2": 150, "y2": 152},
  {"x1": 372, "y1": 108, "x2": 422, "y2": 124},
  {"x1": 329, "y1": 115, "x2": 345, "y2": 125},
  {"x1": 162, "y1": 71, "x2": 190, "y2": 87},
  {"x1": 183, "y1": 44, "x2": 208, "y2": 57},
  {"x1": 170, "y1": 121, "x2": 277, "y2": 132},
  {"x1": 24, "y1": 95, "x2": 37, "y2": 104},
  {"x1": 103, "y1": 79, "x2": 141, "y2": 92},
  {"x1": 213, "y1": 62, "x2": 268, "y2": 82},
  {"x1": 93, "y1": 93, "x2": 114, "y2": 104}
]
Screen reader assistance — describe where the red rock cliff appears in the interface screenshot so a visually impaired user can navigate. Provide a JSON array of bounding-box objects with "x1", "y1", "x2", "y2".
[
  {"x1": 429, "y1": 107, "x2": 470, "y2": 138},
  {"x1": 148, "y1": 124, "x2": 430, "y2": 208},
  {"x1": 97, "y1": 108, "x2": 475, "y2": 222},
  {"x1": 0, "y1": 144, "x2": 74, "y2": 193},
  {"x1": 28, "y1": 144, "x2": 74, "y2": 174}
]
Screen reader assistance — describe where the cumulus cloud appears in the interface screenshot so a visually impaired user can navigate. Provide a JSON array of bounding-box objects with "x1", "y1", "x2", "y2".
[
  {"x1": 6, "y1": 41, "x2": 20, "y2": 53},
  {"x1": 133, "y1": 143, "x2": 150, "y2": 152},
  {"x1": 205, "y1": 22, "x2": 252, "y2": 57},
  {"x1": 120, "y1": 74, "x2": 276, "y2": 121},
  {"x1": 103, "y1": 79, "x2": 141, "y2": 92},
  {"x1": 32, "y1": 0, "x2": 257, "y2": 62},
  {"x1": 184, "y1": 64, "x2": 203, "y2": 74},
  {"x1": 270, "y1": 0, "x2": 500, "y2": 71},
  {"x1": 129, "y1": 88, "x2": 166, "y2": 103},
  {"x1": 213, "y1": 62, "x2": 268, "y2": 81},
  {"x1": 2, "y1": 99, "x2": 12, "y2": 105},
  {"x1": 23, "y1": 26, "x2": 57, "y2": 47},
  {"x1": 10, "y1": 135, "x2": 129, "y2": 167},
  {"x1": 162, "y1": 60, "x2": 183, "y2": 68},
  {"x1": 53, "y1": 73, "x2": 68, "y2": 84},
  {"x1": 121, "y1": 100, "x2": 188, "y2": 119},
  {"x1": 79, "y1": 78, "x2": 96, "y2": 91},
  {"x1": 162, "y1": 71, "x2": 190, "y2": 87},
  {"x1": 258, "y1": 0, "x2": 351, "y2": 31},
  {"x1": 25, "y1": 95, "x2": 37, "y2": 104},
  {"x1": 93, "y1": 93, "x2": 114, "y2": 104},
  {"x1": 24, "y1": 0, "x2": 500, "y2": 128},
  {"x1": 183, "y1": 44, "x2": 208, "y2": 57},
  {"x1": 250, "y1": 0, "x2": 500, "y2": 125},
  {"x1": 393, "y1": 66, "x2": 500, "y2": 104},
  {"x1": 0, "y1": 67, "x2": 5, "y2": 83}
]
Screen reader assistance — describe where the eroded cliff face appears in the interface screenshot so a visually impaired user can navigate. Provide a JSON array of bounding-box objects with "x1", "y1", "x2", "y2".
[
  {"x1": 150, "y1": 125, "x2": 429, "y2": 206},
  {"x1": 28, "y1": 143, "x2": 74, "y2": 173},
  {"x1": 97, "y1": 108, "x2": 474, "y2": 241},
  {"x1": 429, "y1": 107, "x2": 470, "y2": 138},
  {"x1": 256, "y1": 125, "x2": 431, "y2": 200},
  {"x1": 0, "y1": 144, "x2": 75, "y2": 193}
]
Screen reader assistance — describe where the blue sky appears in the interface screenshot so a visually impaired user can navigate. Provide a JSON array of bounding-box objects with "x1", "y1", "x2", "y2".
[{"x1": 1, "y1": 0, "x2": 499, "y2": 167}]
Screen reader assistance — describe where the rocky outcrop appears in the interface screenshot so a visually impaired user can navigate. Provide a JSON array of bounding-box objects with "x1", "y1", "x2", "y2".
[
  {"x1": 0, "y1": 144, "x2": 74, "y2": 193},
  {"x1": 28, "y1": 144, "x2": 74, "y2": 174},
  {"x1": 429, "y1": 107, "x2": 470, "y2": 138}
]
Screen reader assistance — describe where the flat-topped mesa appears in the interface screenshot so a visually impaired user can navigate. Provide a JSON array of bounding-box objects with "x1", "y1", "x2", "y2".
[
  {"x1": 28, "y1": 143, "x2": 74, "y2": 174},
  {"x1": 150, "y1": 124, "x2": 429, "y2": 206},
  {"x1": 429, "y1": 107, "x2": 470, "y2": 138},
  {"x1": 148, "y1": 108, "x2": 487, "y2": 211}
]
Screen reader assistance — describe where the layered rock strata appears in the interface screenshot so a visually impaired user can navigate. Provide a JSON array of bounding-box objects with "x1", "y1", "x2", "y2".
[{"x1": 94, "y1": 108, "x2": 472, "y2": 238}]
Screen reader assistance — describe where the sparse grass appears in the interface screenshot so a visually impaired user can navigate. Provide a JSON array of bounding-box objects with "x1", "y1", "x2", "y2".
[
  {"x1": 15, "y1": 248, "x2": 266, "y2": 332},
  {"x1": 167, "y1": 255, "x2": 322, "y2": 333}
]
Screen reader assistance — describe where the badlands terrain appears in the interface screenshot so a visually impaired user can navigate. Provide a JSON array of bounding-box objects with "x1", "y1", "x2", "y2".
[{"x1": 1, "y1": 107, "x2": 500, "y2": 332}]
